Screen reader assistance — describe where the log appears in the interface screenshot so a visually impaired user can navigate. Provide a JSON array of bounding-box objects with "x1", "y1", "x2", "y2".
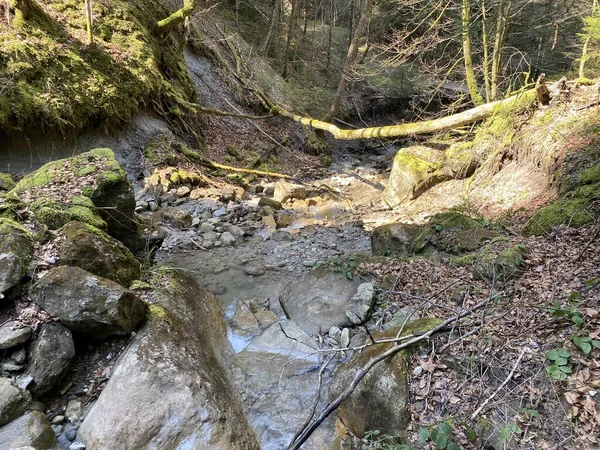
[{"x1": 271, "y1": 89, "x2": 536, "y2": 140}]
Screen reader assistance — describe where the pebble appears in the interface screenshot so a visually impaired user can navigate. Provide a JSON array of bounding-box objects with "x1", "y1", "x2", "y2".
[
  {"x1": 213, "y1": 208, "x2": 228, "y2": 217},
  {"x1": 0, "y1": 322, "x2": 32, "y2": 349},
  {"x1": 51, "y1": 425, "x2": 63, "y2": 435},
  {"x1": 69, "y1": 442, "x2": 86, "y2": 450},
  {"x1": 65, "y1": 400, "x2": 83, "y2": 423},
  {"x1": 302, "y1": 260, "x2": 315, "y2": 267},
  {"x1": 52, "y1": 415, "x2": 65, "y2": 424},
  {"x1": 413, "y1": 366, "x2": 424, "y2": 376},
  {"x1": 243, "y1": 264, "x2": 266, "y2": 276},
  {"x1": 220, "y1": 232, "x2": 236, "y2": 246},
  {"x1": 64, "y1": 422, "x2": 80, "y2": 441},
  {"x1": 58, "y1": 435, "x2": 72, "y2": 448},
  {"x1": 191, "y1": 217, "x2": 201, "y2": 227}
]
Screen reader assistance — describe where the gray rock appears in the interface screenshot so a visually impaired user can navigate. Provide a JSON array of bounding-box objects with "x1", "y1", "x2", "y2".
[
  {"x1": 199, "y1": 222, "x2": 215, "y2": 233},
  {"x1": 213, "y1": 207, "x2": 228, "y2": 217},
  {"x1": 11, "y1": 348, "x2": 27, "y2": 364},
  {"x1": 58, "y1": 434, "x2": 72, "y2": 448},
  {"x1": 279, "y1": 268, "x2": 362, "y2": 334},
  {"x1": 64, "y1": 422, "x2": 79, "y2": 440},
  {"x1": 78, "y1": 271, "x2": 258, "y2": 450},
  {"x1": 228, "y1": 225, "x2": 245, "y2": 237},
  {"x1": 51, "y1": 424, "x2": 63, "y2": 435},
  {"x1": 191, "y1": 217, "x2": 201, "y2": 228},
  {"x1": 0, "y1": 220, "x2": 34, "y2": 294},
  {"x1": 272, "y1": 230, "x2": 293, "y2": 242},
  {"x1": 345, "y1": 283, "x2": 376, "y2": 325},
  {"x1": 65, "y1": 400, "x2": 82, "y2": 423},
  {"x1": 340, "y1": 328, "x2": 350, "y2": 348},
  {"x1": 244, "y1": 320, "x2": 318, "y2": 361},
  {"x1": 69, "y1": 442, "x2": 86, "y2": 450},
  {"x1": 30, "y1": 266, "x2": 147, "y2": 339},
  {"x1": 273, "y1": 182, "x2": 307, "y2": 202},
  {"x1": 243, "y1": 264, "x2": 266, "y2": 276},
  {"x1": 257, "y1": 197, "x2": 283, "y2": 210},
  {"x1": 27, "y1": 322, "x2": 75, "y2": 396},
  {"x1": 0, "y1": 410, "x2": 60, "y2": 449},
  {"x1": 328, "y1": 326, "x2": 342, "y2": 343},
  {"x1": 220, "y1": 232, "x2": 236, "y2": 246},
  {"x1": 0, "y1": 322, "x2": 32, "y2": 350},
  {"x1": 0, "y1": 377, "x2": 32, "y2": 426},
  {"x1": 370, "y1": 223, "x2": 425, "y2": 257},
  {"x1": 202, "y1": 231, "x2": 220, "y2": 242}
]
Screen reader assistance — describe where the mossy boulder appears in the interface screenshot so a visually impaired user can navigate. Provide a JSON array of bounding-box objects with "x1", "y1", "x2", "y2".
[
  {"x1": 371, "y1": 223, "x2": 425, "y2": 256},
  {"x1": 414, "y1": 212, "x2": 499, "y2": 254},
  {"x1": 0, "y1": 219, "x2": 33, "y2": 294},
  {"x1": 383, "y1": 146, "x2": 452, "y2": 208},
  {"x1": 0, "y1": 192, "x2": 24, "y2": 220},
  {"x1": 0, "y1": 173, "x2": 15, "y2": 192},
  {"x1": 329, "y1": 318, "x2": 441, "y2": 439},
  {"x1": 10, "y1": 148, "x2": 139, "y2": 247},
  {"x1": 454, "y1": 244, "x2": 528, "y2": 282},
  {"x1": 30, "y1": 266, "x2": 147, "y2": 339},
  {"x1": 523, "y1": 165, "x2": 600, "y2": 236},
  {"x1": 55, "y1": 221, "x2": 140, "y2": 287},
  {"x1": 0, "y1": 410, "x2": 59, "y2": 449}
]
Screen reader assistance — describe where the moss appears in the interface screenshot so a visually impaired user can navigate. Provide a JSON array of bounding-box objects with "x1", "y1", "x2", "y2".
[
  {"x1": 226, "y1": 145, "x2": 243, "y2": 161},
  {"x1": 77, "y1": 166, "x2": 97, "y2": 177},
  {"x1": 306, "y1": 131, "x2": 331, "y2": 156},
  {"x1": 130, "y1": 280, "x2": 152, "y2": 291},
  {"x1": 30, "y1": 197, "x2": 106, "y2": 230},
  {"x1": 0, "y1": 173, "x2": 16, "y2": 191},
  {"x1": 0, "y1": 217, "x2": 32, "y2": 237},
  {"x1": 320, "y1": 154, "x2": 334, "y2": 167},
  {"x1": 147, "y1": 304, "x2": 171, "y2": 323},
  {"x1": 578, "y1": 163, "x2": 600, "y2": 185},
  {"x1": 177, "y1": 145, "x2": 202, "y2": 162},
  {"x1": 454, "y1": 244, "x2": 527, "y2": 282}
]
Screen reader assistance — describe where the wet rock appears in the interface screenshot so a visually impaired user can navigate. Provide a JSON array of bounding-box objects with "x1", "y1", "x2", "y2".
[
  {"x1": 371, "y1": 223, "x2": 424, "y2": 257},
  {"x1": 258, "y1": 197, "x2": 283, "y2": 210},
  {"x1": 65, "y1": 400, "x2": 82, "y2": 423},
  {"x1": 244, "y1": 320, "x2": 318, "y2": 361},
  {"x1": 70, "y1": 441, "x2": 86, "y2": 450},
  {"x1": 0, "y1": 410, "x2": 60, "y2": 449},
  {"x1": 30, "y1": 266, "x2": 147, "y2": 339},
  {"x1": 229, "y1": 300, "x2": 278, "y2": 338},
  {"x1": 78, "y1": 271, "x2": 258, "y2": 450},
  {"x1": 0, "y1": 322, "x2": 32, "y2": 350},
  {"x1": 0, "y1": 219, "x2": 34, "y2": 294},
  {"x1": 0, "y1": 377, "x2": 32, "y2": 426},
  {"x1": 273, "y1": 182, "x2": 307, "y2": 202},
  {"x1": 279, "y1": 268, "x2": 363, "y2": 334},
  {"x1": 55, "y1": 221, "x2": 140, "y2": 287},
  {"x1": 27, "y1": 323, "x2": 75, "y2": 396},
  {"x1": 345, "y1": 283, "x2": 375, "y2": 325}
]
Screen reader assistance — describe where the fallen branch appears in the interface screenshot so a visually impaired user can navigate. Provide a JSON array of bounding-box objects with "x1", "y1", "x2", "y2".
[
  {"x1": 471, "y1": 347, "x2": 527, "y2": 420},
  {"x1": 287, "y1": 298, "x2": 490, "y2": 450},
  {"x1": 271, "y1": 90, "x2": 535, "y2": 141}
]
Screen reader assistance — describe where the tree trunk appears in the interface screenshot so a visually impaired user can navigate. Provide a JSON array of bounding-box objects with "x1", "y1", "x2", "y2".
[
  {"x1": 6, "y1": 0, "x2": 11, "y2": 27},
  {"x1": 85, "y1": 0, "x2": 93, "y2": 45},
  {"x1": 271, "y1": 89, "x2": 535, "y2": 140},
  {"x1": 324, "y1": 0, "x2": 372, "y2": 121},
  {"x1": 490, "y1": 0, "x2": 511, "y2": 101},
  {"x1": 155, "y1": 0, "x2": 197, "y2": 35},
  {"x1": 462, "y1": 0, "x2": 483, "y2": 105},
  {"x1": 481, "y1": 0, "x2": 491, "y2": 102},
  {"x1": 260, "y1": 0, "x2": 279, "y2": 55},
  {"x1": 579, "y1": 0, "x2": 599, "y2": 79},
  {"x1": 282, "y1": 0, "x2": 300, "y2": 78},
  {"x1": 11, "y1": 0, "x2": 30, "y2": 24}
]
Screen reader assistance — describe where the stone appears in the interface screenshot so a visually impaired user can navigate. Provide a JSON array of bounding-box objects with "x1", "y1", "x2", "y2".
[
  {"x1": 257, "y1": 197, "x2": 283, "y2": 210},
  {"x1": 340, "y1": 328, "x2": 350, "y2": 348},
  {"x1": 203, "y1": 231, "x2": 220, "y2": 242},
  {"x1": 0, "y1": 219, "x2": 34, "y2": 294},
  {"x1": 244, "y1": 320, "x2": 318, "y2": 361},
  {"x1": 329, "y1": 321, "x2": 437, "y2": 439},
  {"x1": 27, "y1": 322, "x2": 75, "y2": 396},
  {"x1": 0, "y1": 411, "x2": 60, "y2": 449},
  {"x1": 55, "y1": 221, "x2": 140, "y2": 287},
  {"x1": 0, "y1": 322, "x2": 32, "y2": 350},
  {"x1": 51, "y1": 416, "x2": 64, "y2": 425},
  {"x1": 191, "y1": 217, "x2": 201, "y2": 228},
  {"x1": 70, "y1": 441, "x2": 86, "y2": 450},
  {"x1": 0, "y1": 173, "x2": 16, "y2": 192},
  {"x1": 272, "y1": 230, "x2": 293, "y2": 242},
  {"x1": 328, "y1": 326, "x2": 342, "y2": 343},
  {"x1": 371, "y1": 223, "x2": 425, "y2": 257},
  {"x1": 199, "y1": 222, "x2": 215, "y2": 233},
  {"x1": 175, "y1": 186, "x2": 191, "y2": 197},
  {"x1": 345, "y1": 283, "x2": 375, "y2": 325},
  {"x1": 77, "y1": 271, "x2": 258, "y2": 449},
  {"x1": 64, "y1": 422, "x2": 79, "y2": 440},
  {"x1": 382, "y1": 146, "x2": 453, "y2": 208},
  {"x1": 273, "y1": 182, "x2": 307, "y2": 202},
  {"x1": 228, "y1": 225, "x2": 245, "y2": 237},
  {"x1": 11, "y1": 348, "x2": 27, "y2": 364},
  {"x1": 65, "y1": 400, "x2": 83, "y2": 423},
  {"x1": 279, "y1": 268, "x2": 362, "y2": 334},
  {"x1": 220, "y1": 232, "x2": 236, "y2": 246},
  {"x1": 30, "y1": 266, "x2": 147, "y2": 339},
  {"x1": 0, "y1": 377, "x2": 32, "y2": 426},
  {"x1": 213, "y1": 207, "x2": 228, "y2": 217},
  {"x1": 275, "y1": 211, "x2": 294, "y2": 228},
  {"x1": 243, "y1": 263, "x2": 266, "y2": 276}
]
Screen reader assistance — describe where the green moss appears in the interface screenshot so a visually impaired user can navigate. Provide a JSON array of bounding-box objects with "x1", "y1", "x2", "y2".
[
  {"x1": 579, "y1": 163, "x2": 600, "y2": 185},
  {"x1": 147, "y1": 304, "x2": 171, "y2": 323},
  {"x1": 226, "y1": 145, "x2": 243, "y2": 161},
  {"x1": 306, "y1": 131, "x2": 331, "y2": 156},
  {"x1": 30, "y1": 197, "x2": 106, "y2": 230},
  {"x1": 0, "y1": 217, "x2": 32, "y2": 237},
  {"x1": 453, "y1": 244, "x2": 527, "y2": 282},
  {"x1": 77, "y1": 166, "x2": 97, "y2": 177},
  {"x1": 177, "y1": 145, "x2": 202, "y2": 162},
  {"x1": 0, "y1": 173, "x2": 16, "y2": 191}
]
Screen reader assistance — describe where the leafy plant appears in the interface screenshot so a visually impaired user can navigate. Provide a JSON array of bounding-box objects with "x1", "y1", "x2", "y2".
[
  {"x1": 500, "y1": 422, "x2": 522, "y2": 441},
  {"x1": 545, "y1": 348, "x2": 572, "y2": 380},
  {"x1": 572, "y1": 335, "x2": 600, "y2": 354},
  {"x1": 362, "y1": 430, "x2": 415, "y2": 450},
  {"x1": 418, "y1": 422, "x2": 461, "y2": 450}
]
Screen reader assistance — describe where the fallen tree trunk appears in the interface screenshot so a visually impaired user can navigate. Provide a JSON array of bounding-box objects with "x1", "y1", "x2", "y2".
[{"x1": 271, "y1": 89, "x2": 535, "y2": 140}]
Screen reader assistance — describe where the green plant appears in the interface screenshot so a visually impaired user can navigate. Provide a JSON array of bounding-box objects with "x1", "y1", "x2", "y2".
[
  {"x1": 418, "y1": 422, "x2": 461, "y2": 450},
  {"x1": 362, "y1": 430, "x2": 415, "y2": 450},
  {"x1": 545, "y1": 348, "x2": 572, "y2": 380},
  {"x1": 572, "y1": 334, "x2": 600, "y2": 354},
  {"x1": 500, "y1": 422, "x2": 522, "y2": 441}
]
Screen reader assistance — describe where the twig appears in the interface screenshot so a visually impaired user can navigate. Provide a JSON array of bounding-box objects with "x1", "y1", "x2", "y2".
[
  {"x1": 190, "y1": 239, "x2": 207, "y2": 251},
  {"x1": 287, "y1": 298, "x2": 490, "y2": 450},
  {"x1": 470, "y1": 347, "x2": 527, "y2": 420}
]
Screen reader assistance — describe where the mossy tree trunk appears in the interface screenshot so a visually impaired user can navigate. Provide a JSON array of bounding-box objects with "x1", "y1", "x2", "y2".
[
  {"x1": 462, "y1": 0, "x2": 483, "y2": 106},
  {"x1": 85, "y1": 0, "x2": 93, "y2": 45},
  {"x1": 579, "y1": 0, "x2": 599, "y2": 79},
  {"x1": 271, "y1": 89, "x2": 535, "y2": 140},
  {"x1": 155, "y1": 0, "x2": 197, "y2": 35},
  {"x1": 324, "y1": 0, "x2": 373, "y2": 122}
]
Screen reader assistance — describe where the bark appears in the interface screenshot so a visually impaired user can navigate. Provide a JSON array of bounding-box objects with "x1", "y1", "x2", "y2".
[
  {"x1": 85, "y1": 0, "x2": 93, "y2": 45},
  {"x1": 154, "y1": 0, "x2": 197, "y2": 35},
  {"x1": 260, "y1": 0, "x2": 279, "y2": 55},
  {"x1": 490, "y1": 0, "x2": 512, "y2": 101},
  {"x1": 462, "y1": 0, "x2": 483, "y2": 105},
  {"x1": 579, "y1": 0, "x2": 599, "y2": 79},
  {"x1": 271, "y1": 89, "x2": 535, "y2": 140},
  {"x1": 11, "y1": 0, "x2": 30, "y2": 23},
  {"x1": 481, "y1": 0, "x2": 491, "y2": 102},
  {"x1": 282, "y1": 0, "x2": 300, "y2": 78},
  {"x1": 324, "y1": 0, "x2": 373, "y2": 122}
]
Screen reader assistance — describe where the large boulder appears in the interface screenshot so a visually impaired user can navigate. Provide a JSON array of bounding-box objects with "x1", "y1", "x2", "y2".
[
  {"x1": 0, "y1": 378, "x2": 32, "y2": 426},
  {"x1": 278, "y1": 268, "x2": 366, "y2": 334},
  {"x1": 329, "y1": 319, "x2": 439, "y2": 439},
  {"x1": 0, "y1": 219, "x2": 33, "y2": 294},
  {"x1": 10, "y1": 148, "x2": 139, "y2": 247},
  {"x1": 55, "y1": 221, "x2": 140, "y2": 287},
  {"x1": 0, "y1": 410, "x2": 60, "y2": 449},
  {"x1": 78, "y1": 271, "x2": 259, "y2": 450},
  {"x1": 371, "y1": 223, "x2": 425, "y2": 256},
  {"x1": 30, "y1": 266, "x2": 147, "y2": 339},
  {"x1": 27, "y1": 322, "x2": 75, "y2": 396}
]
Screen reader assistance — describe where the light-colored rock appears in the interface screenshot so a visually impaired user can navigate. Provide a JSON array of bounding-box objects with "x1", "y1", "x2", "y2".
[
  {"x1": 279, "y1": 268, "x2": 362, "y2": 334},
  {"x1": 27, "y1": 323, "x2": 75, "y2": 396},
  {"x1": 345, "y1": 283, "x2": 375, "y2": 325},
  {"x1": 30, "y1": 266, "x2": 147, "y2": 339},
  {"x1": 65, "y1": 400, "x2": 83, "y2": 423},
  {"x1": 0, "y1": 322, "x2": 31, "y2": 350},
  {"x1": 0, "y1": 411, "x2": 60, "y2": 449},
  {"x1": 191, "y1": 217, "x2": 201, "y2": 227},
  {"x1": 220, "y1": 232, "x2": 236, "y2": 246},
  {"x1": 213, "y1": 207, "x2": 228, "y2": 217},
  {"x1": 243, "y1": 263, "x2": 265, "y2": 276},
  {"x1": 199, "y1": 222, "x2": 215, "y2": 233},
  {"x1": 0, "y1": 377, "x2": 31, "y2": 426},
  {"x1": 228, "y1": 225, "x2": 245, "y2": 237},
  {"x1": 257, "y1": 197, "x2": 283, "y2": 210},
  {"x1": 78, "y1": 271, "x2": 258, "y2": 450},
  {"x1": 272, "y1": 230, "x2": 293, "y2": 242},
  {"x1": 0, "y1": 220, "x2": 33, "y2": 294},
  {"x1": 273, "y1": 182, "x2": 307, "y2": 202},
  {"x1": 244, "y1": 320, "x2": 318, "y2": 361}
]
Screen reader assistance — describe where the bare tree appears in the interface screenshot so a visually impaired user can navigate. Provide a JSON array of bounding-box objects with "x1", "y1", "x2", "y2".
[{"x1": 85, "y1": 0, "x2": 93, "y2": 45}]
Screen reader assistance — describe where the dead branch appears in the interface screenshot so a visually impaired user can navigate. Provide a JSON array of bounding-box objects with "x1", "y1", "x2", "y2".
[{"x1": 287, "y1": 298, "x2": 491, "y2": 450}]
